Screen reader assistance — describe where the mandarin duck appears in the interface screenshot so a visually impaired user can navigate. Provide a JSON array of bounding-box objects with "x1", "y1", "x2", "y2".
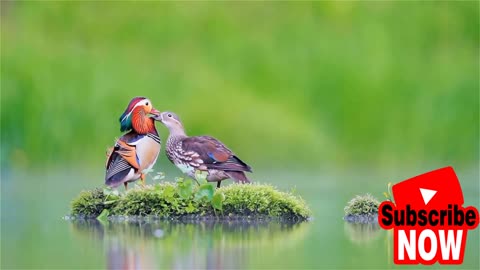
[
  {"x1": 154, "y1": 111, "x2": 252, "y2": 188},
  {"x1": 105, "y1": 97, "x2": 162, "y2": 189}
]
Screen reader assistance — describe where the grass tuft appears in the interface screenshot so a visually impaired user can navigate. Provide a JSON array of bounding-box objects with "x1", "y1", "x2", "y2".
[{"x1": 343, "y1": 194, "x2": 380, "y2": 216}]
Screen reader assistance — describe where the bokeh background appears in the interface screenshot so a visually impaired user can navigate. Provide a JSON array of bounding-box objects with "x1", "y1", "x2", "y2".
[
  {"x1": 1, "y1": 2, "x2": 479, "y2": 269},
  {"x1": 2, "y1": 1, "x2": 478, "y2": 170}
]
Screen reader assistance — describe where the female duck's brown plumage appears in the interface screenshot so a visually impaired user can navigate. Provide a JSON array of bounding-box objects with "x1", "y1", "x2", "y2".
[
  {"x1": 154, "y1": 111, "x2": 251, "y2": 188},
  {"x1": 105, "y1": 97, "x2": 161, "y2": 189}
]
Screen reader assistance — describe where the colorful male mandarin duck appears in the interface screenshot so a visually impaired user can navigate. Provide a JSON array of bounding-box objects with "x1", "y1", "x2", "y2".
[
  {"x1": 105, "y1": 97, "x2": 161, "y2": 189},
  {"x1": 154, "y1": 111, "x2": 252, "y2": 188}
]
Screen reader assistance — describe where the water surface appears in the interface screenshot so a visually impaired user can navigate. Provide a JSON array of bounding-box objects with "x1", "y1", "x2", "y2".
[{"x1": 1, "y1": 167, "x2": 478, "y2": 269}]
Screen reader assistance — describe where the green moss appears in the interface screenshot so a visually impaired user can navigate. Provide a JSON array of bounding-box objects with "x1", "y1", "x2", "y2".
[
  {"x1": 70, "y1": 183, "x2": 312, "y2": 220},
  {"x1": 220, "y1": 184, "x2": 312, "y2": 219},
  {"x1": 344, "y1": 194, "x2": 380, "y2": 216},
  {"x1": 71, "y1": 188, "x2": 110, "y2": 217}
]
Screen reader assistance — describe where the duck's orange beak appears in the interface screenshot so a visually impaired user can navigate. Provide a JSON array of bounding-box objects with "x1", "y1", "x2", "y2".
[{"x1": 150, "y1": 108, "x2": 161, "y2": 116}]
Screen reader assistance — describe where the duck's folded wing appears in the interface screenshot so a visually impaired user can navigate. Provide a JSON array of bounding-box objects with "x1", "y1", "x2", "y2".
[
  {"x1": 105, "y1": 149, "x2": 134, "y2": 186},
  {"x1": 113, "y1": 132, "x2": 147, "y2": 170},
  {"x1": 115, "y1": 140, "x2": 140, "y2": 170},
  {"x1": 182, "y1": 136, "x2": 252, "y2": 172}
]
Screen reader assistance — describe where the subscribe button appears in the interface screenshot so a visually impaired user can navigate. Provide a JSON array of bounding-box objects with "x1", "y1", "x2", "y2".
[{"x1": 378, "y1": 166, "x2": 479, "y2": 265}]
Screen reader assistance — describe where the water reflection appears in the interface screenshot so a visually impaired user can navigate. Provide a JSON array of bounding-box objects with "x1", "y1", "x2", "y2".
[
  {"x1": 343, "y1": 222, "x2": 382, "y2": 245},
  {"x1": 70, "y1": 219, "x2": 309, "y2": 269}
]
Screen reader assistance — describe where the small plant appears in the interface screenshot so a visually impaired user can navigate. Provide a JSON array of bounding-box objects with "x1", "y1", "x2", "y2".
[
  {"x1": 344, "y1": 194, "x2": 380, "y2": 216},
  {"x1": 151, "y1": 171, "x2": 165, "y2": 181},
  {"x1": 178, "y1": 171, "x2": 224, "y2": 212},
  {"x1": 383, "y1": 182, "x2": 394, "y2": 203}
]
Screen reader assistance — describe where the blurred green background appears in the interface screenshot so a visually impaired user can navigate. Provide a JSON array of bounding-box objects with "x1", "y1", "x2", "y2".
[
  {"x1": 1, "y1": 2, "x2": 479, "y2": 269},
  {"x1": 2, "y1": 1, "x2": 478, "y2": 170}
]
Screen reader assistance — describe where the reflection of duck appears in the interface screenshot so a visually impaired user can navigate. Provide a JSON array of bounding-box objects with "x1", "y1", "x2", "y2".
[
  {"x1": 343, "y1": 222, "x2": 382, "y2": 244},
  {"x1": 69, "y1": 219, "x2": 309, "y2": 269},
  {"x1": 70, "y1": 219, "x2": 157, "y2": 269}
]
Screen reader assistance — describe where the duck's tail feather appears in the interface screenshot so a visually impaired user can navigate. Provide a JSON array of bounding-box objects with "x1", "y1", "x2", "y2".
[{"x1": 226, "y1": 171, "x2": 250, "y2": 183}]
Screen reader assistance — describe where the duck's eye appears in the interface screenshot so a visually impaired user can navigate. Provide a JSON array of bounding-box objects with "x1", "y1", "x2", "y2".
[
  {"x1": 146, "y1": 102, "x2": 149, "y2": 106},
  {"x1": 168, "y1": 114, "x2": 172, "y2": 117}
]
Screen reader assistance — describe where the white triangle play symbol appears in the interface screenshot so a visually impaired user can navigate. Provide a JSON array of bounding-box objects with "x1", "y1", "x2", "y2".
[{"x1": 419, "y1": 188, "x2": 437, "y2": 205}]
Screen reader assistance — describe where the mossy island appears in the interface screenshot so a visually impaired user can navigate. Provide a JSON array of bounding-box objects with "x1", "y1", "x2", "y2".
[
  {"x1": 343, "y1": 194, "x2": 381, "y2": 224},
  {"x1": 70, "y1": 181, "x2": 312, "y2": 222}
]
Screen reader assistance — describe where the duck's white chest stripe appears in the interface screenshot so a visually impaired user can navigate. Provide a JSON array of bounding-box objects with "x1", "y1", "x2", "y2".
[{"x1": 147, "y1": 133, "x2": 161, "y2": 144}]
